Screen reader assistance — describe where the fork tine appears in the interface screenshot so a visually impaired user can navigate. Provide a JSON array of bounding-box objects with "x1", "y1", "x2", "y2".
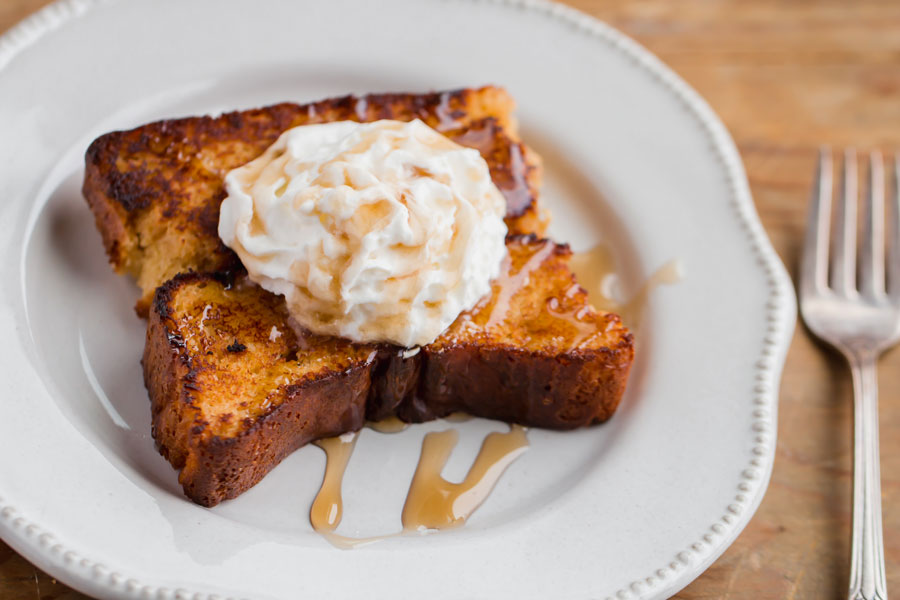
[
  {"x1": 831, "y1": 148, "x2": 857, "y2": 296},
  {"x1": 801, "y1": 148, "x2": 833, "y2": 299},
  {"x1": 860, "y1": 151, "x2": 886, "y2": 298},
  {"x1": 889, "y1": 154, "x2": 900, "y2": 299}
]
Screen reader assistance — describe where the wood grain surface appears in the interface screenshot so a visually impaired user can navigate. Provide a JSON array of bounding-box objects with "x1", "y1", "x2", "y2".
[{"x1": 2, "y1": 0, "x2": 899, "y2": 598}]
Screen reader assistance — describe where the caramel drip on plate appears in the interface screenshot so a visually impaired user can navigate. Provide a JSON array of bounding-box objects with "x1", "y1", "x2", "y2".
[
  {"x1": 442, "y1": 412, "x2": 473, "y2": 423},
  {"x1": 366, "y1": 416, "x2": 409, "y2": 433},
  {"x1": 311, "y1": 433, "x2": 358, "y2": 534},
  {"x1": 569, "y1": 243, "x2": 683, "y2": 329},
  {"x1": 309, "y1": 424, "x2": 529, "y2": 547},
  {"x1": 401, "y1": 425, "x2": 529, "y2": 532},
  {"x1": 366, "y1": 413, "x2": 470, "y2": 434},
  {"x1": 311, "y1": 432, "x2": 392, "y2": 549}
]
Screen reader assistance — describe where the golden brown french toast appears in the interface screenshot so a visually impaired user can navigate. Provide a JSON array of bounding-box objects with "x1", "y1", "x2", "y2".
[
  {"x1": 83, "y1": 86, "x2": 634, "y2": 507},
  {"x1": 145, "y1": 236, "x2": 633, "y2": 506},
  {"x1": 83, "y1": 86, "x2": 544, "y2": 315}
]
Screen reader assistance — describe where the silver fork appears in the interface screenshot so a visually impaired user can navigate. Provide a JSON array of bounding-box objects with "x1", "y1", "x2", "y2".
[{"x1": 800, "y1": 148, "x2": 898, "y2": 600}]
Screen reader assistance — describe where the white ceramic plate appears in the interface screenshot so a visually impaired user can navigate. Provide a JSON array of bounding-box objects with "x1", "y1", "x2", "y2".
[{"x1": 0, "y1": 1, "x2": 796, "y2": 598}]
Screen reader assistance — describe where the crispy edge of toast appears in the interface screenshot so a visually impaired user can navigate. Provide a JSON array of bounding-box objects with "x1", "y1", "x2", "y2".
[
  {"x1": 83, "y1": 86, "x2": 545, "y2": 315},
  {"x1": 144, "y1": 237, "x2": 633, "y2": 506},
  {"x1": 144, "y1": 271, "x2": 379, "y2": 506}
]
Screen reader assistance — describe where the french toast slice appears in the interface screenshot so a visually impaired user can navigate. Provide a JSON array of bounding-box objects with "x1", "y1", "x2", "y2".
[
  {"x1": 146, "y1": 236, "x2": 633, "y2": 507},
  {"x1": 83, "y1": 86, "x2": 545, "y2": 315}
]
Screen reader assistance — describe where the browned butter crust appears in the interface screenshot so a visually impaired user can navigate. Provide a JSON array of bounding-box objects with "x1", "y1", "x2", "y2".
[
  {"x1": 145, "y1": 237, "x2": 633, "y2": 507},
  {"x1": 83, "y1": 86, "x2": 544, "y2": 315}
]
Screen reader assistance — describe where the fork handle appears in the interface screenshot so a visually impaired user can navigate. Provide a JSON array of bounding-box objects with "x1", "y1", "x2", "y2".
[{"x1": 847, "y1": 350, "x2": 888, "y2": 600}]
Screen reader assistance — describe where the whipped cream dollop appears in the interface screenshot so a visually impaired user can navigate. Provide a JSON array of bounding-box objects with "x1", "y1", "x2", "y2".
[{"x1": 218, "y1": 119, "x2": 508, "y2": 347}]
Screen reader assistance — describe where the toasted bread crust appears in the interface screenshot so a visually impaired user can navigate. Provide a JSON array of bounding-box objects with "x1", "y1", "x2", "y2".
[
  {"x1": 84, "y1": 86, "x2": 543, "y2": 314},
  {"x1": 145, "y1": 237, "x2": 633, "y2": 506}
]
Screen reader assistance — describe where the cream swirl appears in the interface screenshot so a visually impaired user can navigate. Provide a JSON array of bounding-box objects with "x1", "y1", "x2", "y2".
[{"x1": 218, "y1": 119, "x2": 508, "y2": 347}]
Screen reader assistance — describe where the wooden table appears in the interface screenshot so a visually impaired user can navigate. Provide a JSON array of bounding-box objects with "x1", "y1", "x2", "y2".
[{"x1": 2, "y1": 0, "x2": 898, "y2": 598}]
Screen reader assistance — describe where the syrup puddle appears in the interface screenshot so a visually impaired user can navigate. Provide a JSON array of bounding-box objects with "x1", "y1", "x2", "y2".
[
  {"x1": 310, "y1": 423, "x2": 528, "y2": 549},
  {"x1": 366, "y1": 413, "x2": 469, "y2": 434},
  {"x1": 569, "y1": 243, "x2": 683, "y2": 329},
  {"x1": 366, "y1": 416, "x2": 409, "y2": 434},
  {"x1": 442, "y1": 412, "x2": 473, "y2": 423}
]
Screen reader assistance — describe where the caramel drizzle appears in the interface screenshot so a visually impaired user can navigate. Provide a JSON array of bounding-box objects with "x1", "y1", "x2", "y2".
[
  {"x1": 311, "y1": 432, "x2": 396, "y2": 549},
  {"x1": 482, "y1": 241, "x2": 556, "y2": 330},
  {"x1": 401, "y1": 426, "x2": 528, "y2": 531},
  {"x1": 545, "y1": 296, "x2": 603, "y2": 348},
  {"x1": 442, "y1": 412, "x2": 473, "y2": 423},
  {"x1": 308, "y1": 245, "x2": 677, "y2": 547},
  {"x1": 309, "y1": 423, "x2": 528, "y2": 548},
  {"x1": 569, "y1": 243, "x2": 683, "y2": 329},
  {"x1": 310, "y1": 434, "x2": 360, "y2": 547},
  {"x1": 366, "y1": 416, "x2": 409, "y2": 434}
]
